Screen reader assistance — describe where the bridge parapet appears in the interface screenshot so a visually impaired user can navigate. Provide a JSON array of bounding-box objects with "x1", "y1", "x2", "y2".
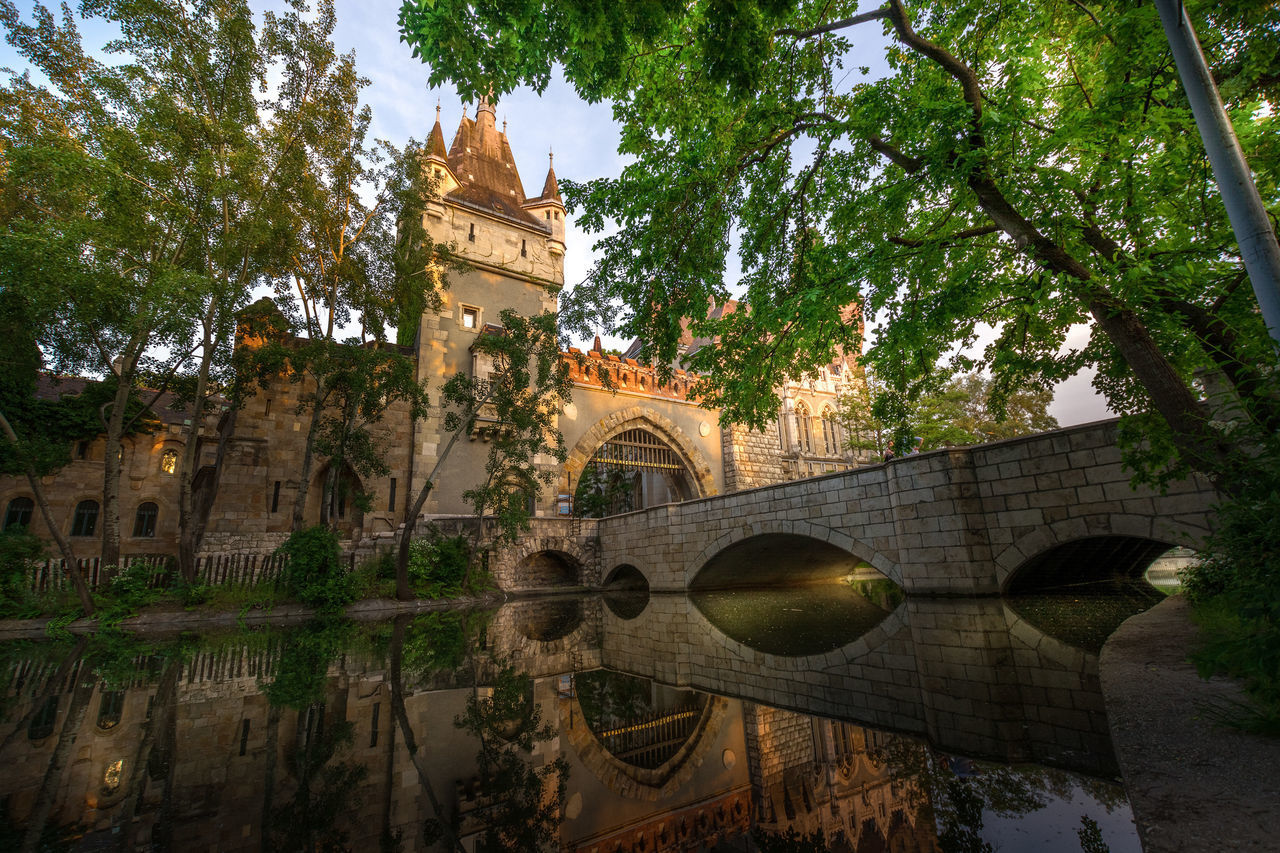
[{"x1": 595, "y1": 419, "x2": 1218, "y2": 594}]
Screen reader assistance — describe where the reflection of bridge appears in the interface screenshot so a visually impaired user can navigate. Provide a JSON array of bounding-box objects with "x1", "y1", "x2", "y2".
[
  {"x1": 496, "y1": 419, "x2": 1219, "y2": 594},
  {"x1": 596, "y1": 593, "x2": 1122, "y2": 776}
]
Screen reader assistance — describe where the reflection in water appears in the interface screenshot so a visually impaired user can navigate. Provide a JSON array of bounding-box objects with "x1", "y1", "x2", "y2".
[
  {"x1": 691, "y1": 582, "x2": 897, "y2": 656},
  {"x1": 1007, "y1": 579, "x2": 1167, "y2": 653},
  {"x1": 0, "y1": 589, "x2": 1150, "y2": 852}
]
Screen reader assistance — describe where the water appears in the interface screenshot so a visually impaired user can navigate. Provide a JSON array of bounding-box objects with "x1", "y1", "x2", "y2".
[{"x1": 0, "y1": 583, "x2": 1158, "y2": 851}]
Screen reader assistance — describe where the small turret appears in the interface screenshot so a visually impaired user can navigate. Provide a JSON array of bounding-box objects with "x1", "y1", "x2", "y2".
[
  {"x1": 523, "y1": 150, "x2": 566, "y2": 251},
  {"x1": 423, "y1": 103, "x2": 460, "y2": 212}
]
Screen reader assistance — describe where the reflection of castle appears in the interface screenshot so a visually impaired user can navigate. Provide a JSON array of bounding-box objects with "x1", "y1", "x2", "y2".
[
  {"x1": 0, "y1": 100, "x2": 867, "y2": 564},
  {"x1": 0, "y1": 622, "x2": 940, "y2": 852}
]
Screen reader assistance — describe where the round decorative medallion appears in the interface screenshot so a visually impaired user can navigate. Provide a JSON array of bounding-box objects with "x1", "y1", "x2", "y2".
[{"x1": 699, "y1": 422, "x2": 711, "y2": 437}]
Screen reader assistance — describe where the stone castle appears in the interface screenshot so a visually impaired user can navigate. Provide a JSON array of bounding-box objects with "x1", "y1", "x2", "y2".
[{"x1": 0, "y1": 101, "x2": 866, "y2": 562}]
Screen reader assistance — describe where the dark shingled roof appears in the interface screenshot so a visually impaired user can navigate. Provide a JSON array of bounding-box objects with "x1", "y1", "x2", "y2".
[
  {"x1": 426, "y1": 114, "x2": 449, "y2": 160},
  {"x1": 446, "y1": 105, "x2": 547, "y2": 231},
  {"x1": 35, "y1": 374, "x2": 194, "y2": 426},
  {"x1": 537, "y1": 157, "x2": 563, "y2": 203}
]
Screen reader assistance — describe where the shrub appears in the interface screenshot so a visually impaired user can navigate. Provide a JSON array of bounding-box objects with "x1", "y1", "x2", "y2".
[
  {"x1": 277, "y1": 526, "x2": 354, "y2": 612},
  {"x1": 0, "y1": 527, "x2": 42, "y2": 616},
  {"x1": 406, "y1": 528, "x2": 471, "y2": 597}
]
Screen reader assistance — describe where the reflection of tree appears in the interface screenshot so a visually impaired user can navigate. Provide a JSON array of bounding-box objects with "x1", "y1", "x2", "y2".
[
  {"x1": 574, "y1": 670, "x2": 651, "y2": 727},
  {"x1": 272, "y1": 714, "x2": 367, "y2": 853},
  {"x1": 868, "y1": 735, "x2": 1128, "y2": 853},
  {"x1": 454, "y1": 666, "x2": 567, "y2": 852},
  {"x1": 261, "y1": 619, "x2": 364, "y2": 853},
  {"x1": 752, "y1": 827, "x2": 830, "y2": 852}
]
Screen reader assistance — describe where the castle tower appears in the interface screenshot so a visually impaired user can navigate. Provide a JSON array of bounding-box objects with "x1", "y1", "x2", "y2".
[{"x1": 409, "y1": 101, "x2": 566, "y2": 517}]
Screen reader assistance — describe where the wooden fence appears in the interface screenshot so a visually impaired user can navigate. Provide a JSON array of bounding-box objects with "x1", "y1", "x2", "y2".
[{"x1": 28, "y1": 552, "x2": 358, "y2": 593}]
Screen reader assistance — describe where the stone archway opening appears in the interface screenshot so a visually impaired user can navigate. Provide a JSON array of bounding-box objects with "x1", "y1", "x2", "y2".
[
  {"x1": 603, "y1": 564, "x2": 650, "y2": 619},
  {"x1": 691, "y1": 533, "x2": 880, "y2": 590},
  {"x1": 516, "y1": 549, "x2": 581, "y2": 588},
  {"x1": 574, "y1": 671, "x2": 711, "y2": 771},
  {"x1": 516, "y1": 598, "x2": 584, "y2": 642},
  {"x1": 574, "y1": 427, "x2": 696, "y2": 517},
  {"x1": 1003, "y1": 535, "x2": 1180, "y2": 594}
]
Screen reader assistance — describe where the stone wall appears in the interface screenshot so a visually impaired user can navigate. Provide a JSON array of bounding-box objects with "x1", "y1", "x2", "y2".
[{"x1": 721, "y1": 423, "x2": 789, "y2": 491}]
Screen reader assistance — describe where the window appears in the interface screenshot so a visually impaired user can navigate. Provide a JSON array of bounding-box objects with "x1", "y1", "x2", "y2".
[
  {"x1": 97, "y1": 690, "x2": 125, "y2": 730},
  {"x1": 132, "y1": 502, "x2": 158, "y2": 537},
  {"x1": 462, "y1": 307, "x2": 478, "y2": 329},
  {"x1": 821, "y1": 407, "x2": 838, "y2": 455},
  {"x1": 71, "y1": 500, "x2": 99, "y2": 537},
  {"x1": 521, "y1": 239, "x2": 527, "y2": 257},
  {"x1": 239, "y1": 719, "x2": 251, "y2": 756},
  {"x1": 4, "y1": 497, "x2": 34, "y2": 531},
  {"x1": 545, "y1": 210, "x2": 550, "y2": 220},
  {"x1": 370, "y1": 702, "x2": 380, "y2": 748},
  {"x1": 76, "y1": 440, "x2": 89, "y2": 459},
  {"x1": 468, "y1": 222, "x2": 475, "y2": 242},
  {"x1": 554, "y1": 211, "x2": 559, "y2": 220},
  {"x1": 795, "y1": 403, "x2": 813, "y2": 454},
  {"x1": 388, "y1": 478, "x2": 397, "y2": 512},
  {"x1": 160, "y1": 449, "x2": 178, "y2": 475},
  {"x1": 271, "y1": 481, "x2": 281, "y2": 513},
  {"x1": 29, "y1": 696, "x2": 58, "y2": 740}
]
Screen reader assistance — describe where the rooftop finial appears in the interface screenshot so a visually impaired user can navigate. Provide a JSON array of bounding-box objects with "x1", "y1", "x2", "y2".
[
  {"x1": 502, "y1": 116, "x2": 507, "y2": 133},
  {"x1": 549, "y1": 148, "x2": 554, "y2": 165},
  {"x1": 435, "y1": 100, "x2": 441, "y2": 120}
]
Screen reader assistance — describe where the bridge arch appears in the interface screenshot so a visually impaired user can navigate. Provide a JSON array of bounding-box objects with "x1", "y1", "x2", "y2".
[
  {"x1": 494, "y1": 537, "x2": 593, "y2": 590},
  {"x1": 560, "y1": 407, "x2": 717, "y2": 507},
  {"x1": 686, "y1": 519, "x2": 901, "y2": 590},
  {"x1": 994, "y1": 514, "x2": 1208, "y2": 593}
]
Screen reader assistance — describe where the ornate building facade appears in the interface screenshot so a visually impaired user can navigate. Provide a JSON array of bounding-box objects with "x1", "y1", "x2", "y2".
[{"x1": 0, "y1": 102, "x2": 868, "y2": 563}]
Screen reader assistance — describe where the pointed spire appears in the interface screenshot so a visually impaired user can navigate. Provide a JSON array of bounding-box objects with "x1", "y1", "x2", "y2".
[
  {"x1": 540, "y1": 149, "x2": 563, "y2": 202},
  {"x1": 592, "y1": 335, "x2": 603, "y2": 353},
  {"x1": 427, "y1": 102, "x2": 449, "y2": 160}
]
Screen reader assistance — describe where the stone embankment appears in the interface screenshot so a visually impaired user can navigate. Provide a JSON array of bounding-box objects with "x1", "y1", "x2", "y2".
[{"x1": 1100, "y1": 596, "x2": 1280, "y2": 852}]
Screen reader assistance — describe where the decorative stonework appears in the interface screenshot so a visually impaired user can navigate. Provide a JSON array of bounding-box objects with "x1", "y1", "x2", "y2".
[
  {"x1": 561, "y1": 694, "x2": 732, "y2": 802},
  {"x1": 559, "y1": 407, "x2": 719, "y2": 501}
]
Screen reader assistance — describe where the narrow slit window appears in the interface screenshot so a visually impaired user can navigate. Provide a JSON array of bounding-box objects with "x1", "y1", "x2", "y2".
[
  {"x1": 521, "y1": 239, "x2": 527, "y2": 257},
  {"x1": 388, "y1": 478, "x2": 397, "y2": 512},
  {"x1": 239, "y1": 719, "x2": 250, "y2": 756},
  {"x1": 271, "y1": 481, "x2": 281, "y2": 513},
  {"x1": 468, "y1": 223, "x2": 475, "y2": 242},
  {"x1": 370, "y1": 702, "x2": 380, "y2": 748}
]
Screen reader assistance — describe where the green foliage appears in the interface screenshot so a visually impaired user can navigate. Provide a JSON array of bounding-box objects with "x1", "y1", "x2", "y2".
[
  {"x1": 406, "y1": 528, "x2": 471, "y2": 597},
  {"x1": 273, "y1": 713, "x2": 367, "y2": 852},
  {"x1": 401, "y1": 0, "x2": 1280, "y2": 489},
  {"x1": 454, "y1": 666, "x2": 568, "y2": 853},
  {"x1": 0, "y1": 526, "x2": 42, "y2": 616},
  {"x1": 1077, "y1": 815, "x2": 1111, "y2": 853},
  {"x1": 277, "y1": 526, "x2": 354, "y2": 612},
  {"x1": 264, "y1": 618, "x2": 352, "y2": 710},
  {"x1": 573, "y1": 463, "x2": 636, "y2": 518},
  {"x1": 938, "y1": 777, "x2": 995, "y2": 853},
  {"x1": 1183, "y1": 440, "x2": 1280, "y2": 728},
  {"x1": 400, "y1": 611, "x2": 469, "y2": 681}
]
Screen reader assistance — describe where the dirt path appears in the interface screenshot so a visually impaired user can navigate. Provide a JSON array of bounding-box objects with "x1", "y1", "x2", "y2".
[{"x1": 1100, "y1": 595, "x2": 1280, "y2": 852}]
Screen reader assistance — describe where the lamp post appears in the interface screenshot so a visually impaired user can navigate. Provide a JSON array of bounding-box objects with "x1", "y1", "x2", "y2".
[{"x1": 1154, "y1": 0, "x2": 1280, "y2": 348}]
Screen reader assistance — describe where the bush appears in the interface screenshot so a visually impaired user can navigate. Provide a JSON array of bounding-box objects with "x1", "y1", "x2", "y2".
[
  {"x1": 406, "y1": 528, "x2": 471, "y2": 597},
  {"x1": 0, "y1": 527, "x2": 42, "y2": 616},
  {"x1": 277, "y1": 526, "x2": 354, "y2": 612},
  {"x1": 1182, "y1": 442, "x2": 1280, "y2": 729}
]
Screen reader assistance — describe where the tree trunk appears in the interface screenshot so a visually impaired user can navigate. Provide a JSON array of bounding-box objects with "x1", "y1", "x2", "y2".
[
  {"x1": 178, "y1": 313, "x2": 217, "y2": 582},
  {"x1": 395, "y1": 424, "x2": 469, "y2": 599},
  {"x1": 179, "y1": 407, "x2": 239, "y2": 584},
  {"x1": 100, "y1": 344, "x2": 143, "y2": 575},
  {"x1": 291, "y1": 396, "x2": 325, "y2": 533},
  {"x1": 20, "y1": 678, "x2": 95, "y2": 853},
  {"x1": 0, "y1": 409, "x2": 94, "y2": 614},
  {"x1": 387, "y1": 615, "x2": 466, "y2": 853},
  {"x1": 116, "y1": 656, "x2": 180, "y2": 851}
]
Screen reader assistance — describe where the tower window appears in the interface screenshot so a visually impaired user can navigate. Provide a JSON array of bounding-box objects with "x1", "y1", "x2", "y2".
[
  {"x1": 545, "y1": 211, "x2": 550, "y2": 220},
  {"x1": 160, "y1": 449, "x2": 178, "y2": 474},
  {"x1": 521, "y1": 239, "x2": 527, "y2": 258},
  {"x1": 468, "y1": 223, "x2": 475, "y2": 242},
  {"x1": 271, "y1": 481, "x2": 281, "y2": 513},
  {"x1": 554, "y1": 211, "x2": 559, "y2": 220},
  {"x1": 462, "y1": 307, "x2": 478, "y2": 329},
  {"x1": 388, "y1": 478, "x2": 397, "y2": 512}
]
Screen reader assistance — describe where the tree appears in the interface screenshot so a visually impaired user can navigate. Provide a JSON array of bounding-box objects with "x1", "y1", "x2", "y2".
[
  {"x1": 0, "y1": 0, "x2": 311, "y2": 577},
  {"x1": 399, "y1": 0, "x2": 1279, "y2": 492},
  {"x1": 841, "y1": 371, "x2": 1059, "y2": 456},
  {"x1": 394, "y1": 310, "x2": 572, "y2": 600}
]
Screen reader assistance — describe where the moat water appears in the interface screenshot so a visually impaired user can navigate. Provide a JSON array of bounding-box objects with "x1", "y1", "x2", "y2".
[{"x1": 0, "y1": 580, "x2": 1163, "y2": 851}]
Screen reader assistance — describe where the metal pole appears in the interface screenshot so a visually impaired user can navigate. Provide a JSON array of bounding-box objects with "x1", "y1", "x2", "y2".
[{"x1": 1154, "y1": 0, "x2": 1280, "y2": 348}]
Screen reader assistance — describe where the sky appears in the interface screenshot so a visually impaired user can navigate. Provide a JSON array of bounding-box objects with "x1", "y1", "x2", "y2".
[{"x1": 0, "y1": 0, "x2": 1112, "y2": 425}]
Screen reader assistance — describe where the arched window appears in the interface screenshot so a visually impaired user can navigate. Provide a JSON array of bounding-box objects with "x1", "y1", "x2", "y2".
[
  {"x1": 4, "y1": 497, "x2": 34, "y2": 531},
  {"x1": 821, "y1": 407, "x2": 838, "y2": 456},
  {"x1": 160, "y1": 449, "x2": 178, "y2": 475},
  {"x1": 28, "y1": 695, "x2": 58, "y2": 740},
  {"x1": 71, "y1": 500, "x2": 99, "y2": 537},
  {"x1": 794, "y1": 403, "x2": 812, "y2": 454},
  {"x1": 132, "y1": 502, "x2": 158, "y2": 537},
  {"x1": 97, "y1": 690, "x2": 125, "y2": 730}
]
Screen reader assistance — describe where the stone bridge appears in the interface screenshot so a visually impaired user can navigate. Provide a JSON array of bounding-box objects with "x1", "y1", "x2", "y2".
[{"x1": 500, "y1": 419, "x2": 1218, "y2": 594}]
